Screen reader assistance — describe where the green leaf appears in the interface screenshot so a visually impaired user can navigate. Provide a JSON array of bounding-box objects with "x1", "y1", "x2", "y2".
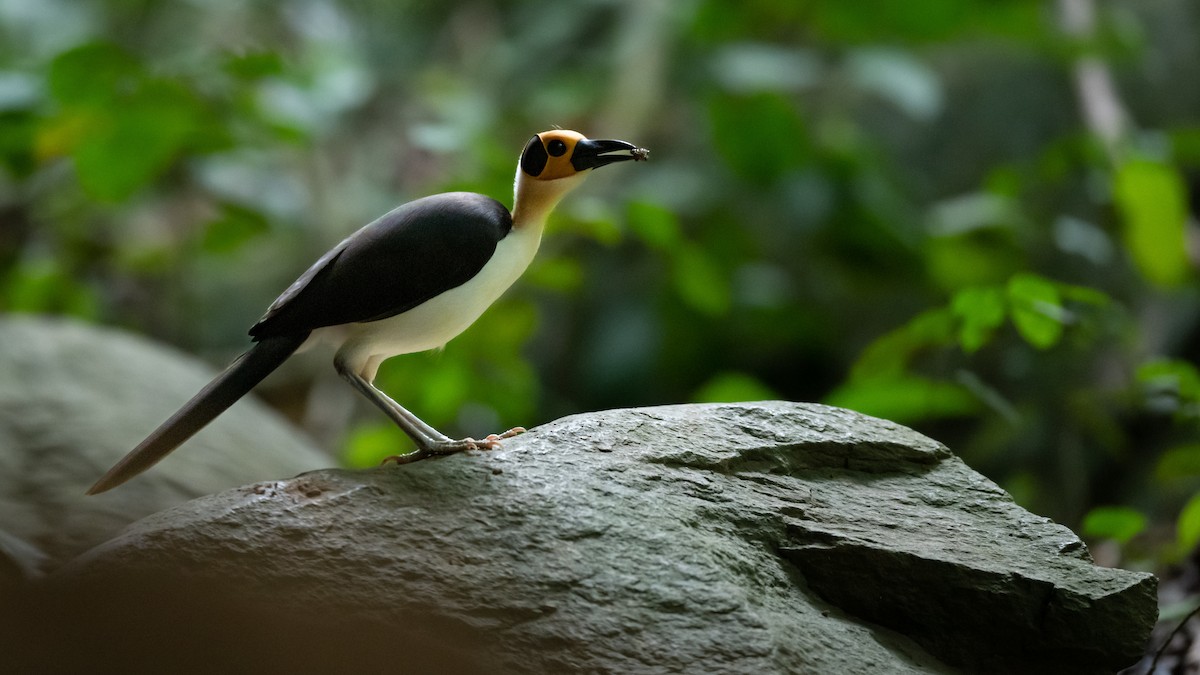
[
  {"x1": 1138, "y1": 359, "x2": 1200, "y2": 401},
  {"x1": 418, "y1": 354, "x2": 471, "y2": 420},
  {"x1": 708, "y1": 92, "x2": 808, "y2": 183},
  {"x1": 1056, "y1": 282, "x2": 1111, "y2": 307},
  {"x1": 692, "y1": 372, "x2": 777, "y2": 403},
  {"x1": 1006, "y1": 273, "x2": 1063, "y2": 349},
  {"x1": 951, "y1": 285, "x2": 1006, "y2": 353},
  {"x1": 342, "y1": 423, "x2": 408, "y2": 468},
  {"x1": 924, "y1": 232, "x2": 1021, "y2": 290},
  {"x1": 72, "y1": 79, "x2": 207, "y2": 201},
  {"x1": 462, "y1": 298, "x2": 538, "y2": 351},
  {"x1": 44, "y1": 44, "x2": 213, "y2": 201},
  {"x1": 824, "y1": 375, "x2": 979, "y2": 424},
  {"x1": 849, "y1": 307, "x2": 955, "y2": 381},
  {"x1": 1156, "y1": 444, "x2": 1200, "y2": 481},
  {"x1": 0, "y1": 110, "x2": 37, "y2": 177},
  {"x1": 1081, "y1": 506, "x2": 1146, "y2": 544},
  {"x1": 809, "y1": 0, "x2": 1043, "y2": 43},
  {"x1": 1001, "y1": 472, "x2": 1038, "y2": 509},
  {"x1": 525, "y1": 257, "x2": 584, "y2": 292},
  {"x1": 672, "y1": 244, "x2": 730, "y2": 316},
  {"x1": 563, "y1": 206, "x2": 622, "y2": 246},
  {"x1": 1, "y1": 258, "x2": 100, "y2": 318},
  {"x1": 1138, "y1": 359, "x2": 1200, "y2": 419},
  {"x1": 48, "y1": 43, "x2": 141, "y2": 106},
  {"x1": 626, "y1": 200, "x2": 681, "y2": 251},
  {"x1": 1113, "y1": 160, "x2": 1190, "y2": 287},
  {"x1": 201, "y1": 203, "x2": 270, "y2": 254},
  {"x1": 1177, "y1": 493, "x2": 1200, "y2": 552},
  {"x1": 222, "y1": 49, "x2": 285, "y2": 80}
]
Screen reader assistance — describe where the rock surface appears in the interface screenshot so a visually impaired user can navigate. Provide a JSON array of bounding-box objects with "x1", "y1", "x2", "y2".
[
  {"x1": 9, "y1": 402, "x2": 1156, "y2": 674},
  {"x1": 0, "y1": 316, "x2": 329, "y2": 572}
]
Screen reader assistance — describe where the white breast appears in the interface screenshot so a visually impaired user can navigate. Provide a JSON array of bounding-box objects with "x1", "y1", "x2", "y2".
[{"x1": 318, "y1": 223, "x2": 542, "y2": 378}]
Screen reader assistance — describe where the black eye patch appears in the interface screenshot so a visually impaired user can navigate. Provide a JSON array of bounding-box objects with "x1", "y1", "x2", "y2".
[
  {"x1": 520, "y1": 135, "x2": 548, "y2": 176},
  {"x1": 547, "y1": 139, "x2": 567, "y2": 157}
]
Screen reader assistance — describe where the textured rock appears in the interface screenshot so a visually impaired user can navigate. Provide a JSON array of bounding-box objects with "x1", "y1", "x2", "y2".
[
  {"x1": 0, "y1": 316, "x2": 329, "y2": 572},
  {"x1": 11, "y1": 402, "x2": 1155, "y2": 674}
]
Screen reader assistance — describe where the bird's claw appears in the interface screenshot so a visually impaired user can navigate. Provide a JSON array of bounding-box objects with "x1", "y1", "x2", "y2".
[
  {"x1": 380, "y1": 428, "x2": 526, "y2": 465},
  {"x1": 484, "y1": 427, "x2": 526, "y2": 443},
  {"x1": 469, "y1": 426, "x2": 526, "y2": 449}
]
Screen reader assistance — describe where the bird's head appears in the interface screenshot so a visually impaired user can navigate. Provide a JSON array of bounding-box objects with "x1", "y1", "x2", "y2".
[
  {"x1": 520, "y1": 130, "x2": 647, "y2": 181},
  {"x1": 513, "y1": 129, "x2": 647, "y2": 226}
]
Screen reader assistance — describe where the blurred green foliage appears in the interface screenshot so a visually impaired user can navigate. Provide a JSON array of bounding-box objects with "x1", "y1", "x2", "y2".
[
  {"x1": 1083, "y1": 505, "x2": 1148, "y2": 546},
  {"x1": 2, "y1": 0, "x2": 1199, "y2": 580}
]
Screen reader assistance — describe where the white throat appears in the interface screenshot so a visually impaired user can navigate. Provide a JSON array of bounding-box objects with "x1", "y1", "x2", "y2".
[{"x1": 511, "y1": 169, "x2": 588, "y2": 232}]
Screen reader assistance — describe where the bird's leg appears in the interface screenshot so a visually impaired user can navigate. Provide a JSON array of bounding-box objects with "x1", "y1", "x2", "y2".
[
  {"x1": 351, "y1": 376, "x2": 449, "y2": 442},
  {"x1": 334, "y1": 362, "x2": 497, "y2": 464}
]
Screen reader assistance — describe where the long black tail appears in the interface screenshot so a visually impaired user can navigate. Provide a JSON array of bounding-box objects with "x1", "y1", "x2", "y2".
[{"x1": 87, "y1": 332, "x2": 310, "y2": 495}]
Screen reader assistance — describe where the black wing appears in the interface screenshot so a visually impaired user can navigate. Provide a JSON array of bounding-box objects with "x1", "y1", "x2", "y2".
[{"x1": 249, "y1": 192, "x2": 512, "y2": 340}]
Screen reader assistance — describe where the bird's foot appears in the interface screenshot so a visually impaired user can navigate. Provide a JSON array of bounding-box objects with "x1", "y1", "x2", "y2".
[
  {"x1": 381, "y1": 439, "x2": 473, "y2": 465},
  {"x1": 483, "y1": 426, "x2": 526, "y2": 443},
  {"x1": 380, "y1": 429, "x2": 525, "y2": 466}
]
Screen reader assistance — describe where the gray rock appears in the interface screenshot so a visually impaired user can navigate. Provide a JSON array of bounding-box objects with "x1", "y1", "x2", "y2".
[
  {"x1": 16, "y1": 402, "x2": 1154, "y2": 674},
  {"x1": 0, "y1": 529, "x2": 46, "y2": 591},
  {"x1": 0, "y1": 316, "x2": 330, "y2": 572}
]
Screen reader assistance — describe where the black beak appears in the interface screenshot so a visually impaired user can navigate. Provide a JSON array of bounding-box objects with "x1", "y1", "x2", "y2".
[{"x1": 570, "y1": 138, "x2": 649, "y2": 171}]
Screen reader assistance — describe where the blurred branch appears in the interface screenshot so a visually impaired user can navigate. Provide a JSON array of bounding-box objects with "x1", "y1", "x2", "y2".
[
  {"x1": 601, "y1": 0, "x2": 674, "y2": 136},
  {"x1": 1057, "y1": 0, "x2": 1129, "y2": 164}
]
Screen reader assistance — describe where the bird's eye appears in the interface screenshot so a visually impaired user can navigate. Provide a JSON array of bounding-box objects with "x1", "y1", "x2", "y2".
[{"x1": 547, "y1": 139, "x2": 567, "y2": 157}]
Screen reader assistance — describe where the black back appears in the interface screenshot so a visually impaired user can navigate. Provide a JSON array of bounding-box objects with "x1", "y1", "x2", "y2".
[{"x1": 250, "y1": 192, "x2": 512, "y2": 339}]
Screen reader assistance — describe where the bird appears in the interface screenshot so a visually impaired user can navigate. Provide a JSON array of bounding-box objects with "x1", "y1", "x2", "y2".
[{"x1": 87, "y1": 130, "x2": 648, "y2": 495}]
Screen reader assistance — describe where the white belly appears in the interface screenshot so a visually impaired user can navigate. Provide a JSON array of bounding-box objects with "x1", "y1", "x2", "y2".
[{"x1": 316, "y1": 225, "x2": 541, "y2": 378}]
